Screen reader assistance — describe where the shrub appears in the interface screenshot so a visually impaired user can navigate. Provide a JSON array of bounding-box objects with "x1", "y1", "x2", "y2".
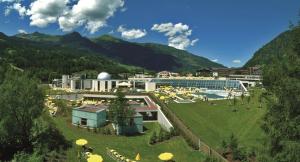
[
  {"x1": 204, "y1": 156, "x2": 219, "y2": 162},
  {"x1": 169, "y1": 127, "x2": 179, "y2": 137},
  {"x1": 164, "y1": 131, "x2": 171, "y2": 140},
  {"x1": 93, "y1": 128, "x2": 98, "y2": 133},
  {"x1": 149, "y1": 131, "x2": 157, "y2": 145},
  {"x1": 106, "y1": 128, "x2": 112, "y2": 135},
  {"x1": 157, "y1": 129, "x2": 164, "y2": 142}
]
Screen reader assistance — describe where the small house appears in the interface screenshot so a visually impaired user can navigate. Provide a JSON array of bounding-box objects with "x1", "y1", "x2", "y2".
[{"x1": 72, "y1": 105, "x2": 107, "y2": 128}]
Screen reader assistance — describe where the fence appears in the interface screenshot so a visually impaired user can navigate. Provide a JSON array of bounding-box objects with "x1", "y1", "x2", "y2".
[{"x1": 148, "y1": 93, "x2": 228, "y2": 162}]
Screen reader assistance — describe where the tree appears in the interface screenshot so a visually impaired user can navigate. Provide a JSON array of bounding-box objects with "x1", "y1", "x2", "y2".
[
  {"x1": 108, "y1": 90, "x2": 135, "y2": 135},
  {"x1": 258, "y1": 94, "x2": 263, "y2": 108},
  {"x1": 246, "y1": 96, "x2": 251, "y2": 109},
  {"x1": 289, "y1": 20, "x2": 295, "y2": 30},
  {"x1": 259, "y1": 26, "x2": 300, "y2": 162},
  {"x1": 232, "y1": 95, "x2": 238, "y2": 112},
  {"x1": 0, "y1": 70, "x2": 70, "y2": 160},
  {"x1": 222, "y1": 134, "x2": 247, "y2": 161},
  {"x1": 240, "y1": 92, "x2": 245, "y2": 105},
  {"x1": 0, "y1": 70, "x2": 44, "y2": 160}
]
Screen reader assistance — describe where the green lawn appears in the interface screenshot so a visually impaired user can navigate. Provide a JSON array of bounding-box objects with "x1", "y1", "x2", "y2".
[
  {"x1": 53, "y1": 117, "x2": 205, "y2": 162},
  {"x1": 168, "y1": 89, "x2": 266, "y2": 150}
]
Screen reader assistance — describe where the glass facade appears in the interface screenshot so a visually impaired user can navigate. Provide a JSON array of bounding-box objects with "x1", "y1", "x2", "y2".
[{"x1": 150, "y1": 79, "x2": 244, "y2": 91}]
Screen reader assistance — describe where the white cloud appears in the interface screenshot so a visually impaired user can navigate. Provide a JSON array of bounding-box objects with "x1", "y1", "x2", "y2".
[
  {"x1": 4, "y1": 3, "x2": 26, "y2": 17},
  {"x1": 18, "y1": 29, "x2": 27, "y2": 34},
  {"x1": 58, "y1": 0, "x2": 124, "y2": 33},
  {"x1": 0, "y1": 0, "x2": 20, "y2": 3},
  {"x1": 212, "y1": 59, "x2": 218, "y2": 62},
  {"x1": 151, "y1": 22, "x2": 198, "y2": 50},
  {"x1": 232, "y1": 59, "x2": 241, "y2": 64},
  {"x1": 5, "y1": 0, "x2": 124, "y2": 33},
  {"x1": 191, "y1": 38, "x2": 199, "y2": 46},
  {"x1": 120, "y1": 7, "x2": 127, "y2": 12},
  {"x1": 117, "y1": 25, "x2": 147, "y2": 39},
  {"x1": 26, "y1": 0, "x2": 68, "y2": 28}
]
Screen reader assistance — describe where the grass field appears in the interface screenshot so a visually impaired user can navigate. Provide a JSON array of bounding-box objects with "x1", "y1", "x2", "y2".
[
  {"x1": 168, "y1": 89, "x2": 266, "y2": 150},
  {"x1": 53, "y1": 117, "x2": 205, "y2": 162}
]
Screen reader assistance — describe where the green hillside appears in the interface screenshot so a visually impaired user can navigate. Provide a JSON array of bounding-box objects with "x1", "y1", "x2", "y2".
[
  {"x1": 16, "y1": 32, "x2": 225, "y2": 72},
  {"x1": 0, "y1": 32, "x2": 142, "y2": 82},
  {"x1": 244, "y1": 27, "x2": 299, "y2": 67}
]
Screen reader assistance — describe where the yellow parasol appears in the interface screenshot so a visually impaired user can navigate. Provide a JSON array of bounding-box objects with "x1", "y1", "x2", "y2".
[
  {"x1": 87, "y1": 154, "x2": 103, "y2": 162},
  {"x1": 158, "y1": 152, "x2": 174, "y2": 161},
  {"x1": 75, "y1": 139, "x2": 88, "y2": 146},
  {"x1": 135, "y1": 153, "x2": 141, "y2": 161},
  {"x1": 159, "y1": 96, "x2": 165, "y2": 100}
]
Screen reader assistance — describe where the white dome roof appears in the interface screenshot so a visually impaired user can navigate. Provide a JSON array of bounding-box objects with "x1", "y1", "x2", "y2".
[{"x1": 97, "y1": 72, "x2": 111, "y2": 80}]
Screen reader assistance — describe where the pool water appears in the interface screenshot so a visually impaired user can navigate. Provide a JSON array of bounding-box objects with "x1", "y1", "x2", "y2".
[{"x1": 196, "y1": 92, "x2": 225, "y2": 99}]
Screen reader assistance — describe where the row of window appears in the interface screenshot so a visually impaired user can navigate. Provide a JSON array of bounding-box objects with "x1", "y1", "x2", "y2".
[{"x1": 151, "y1": 79, "x2": 243, "y2": 90}]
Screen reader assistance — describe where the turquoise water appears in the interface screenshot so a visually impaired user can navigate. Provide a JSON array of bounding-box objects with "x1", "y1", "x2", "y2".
[{"x1": 195, "y1": 92, "x2": 225, "y2": 99}]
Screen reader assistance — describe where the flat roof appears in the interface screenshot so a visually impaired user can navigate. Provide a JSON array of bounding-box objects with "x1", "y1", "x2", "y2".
[
  {"x1": 74, "y1": 104, "x2": 107, "y2": 113},
  {"x1": 82, "y1": 95, "x2": 159, "y2": 112}
]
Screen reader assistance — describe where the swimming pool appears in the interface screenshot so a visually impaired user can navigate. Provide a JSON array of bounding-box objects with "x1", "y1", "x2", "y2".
[
  {"x1": 195, "y1": 92, "x2": 225, "y2": 99},
  {"x1": 195, "y1": 90, "x2": 229, "y2": 99}
]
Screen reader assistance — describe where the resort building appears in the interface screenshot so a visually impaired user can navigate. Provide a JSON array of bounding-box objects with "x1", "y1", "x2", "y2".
[{"x1": 57, "y1": 71, "x2": 249, "y2": 93}]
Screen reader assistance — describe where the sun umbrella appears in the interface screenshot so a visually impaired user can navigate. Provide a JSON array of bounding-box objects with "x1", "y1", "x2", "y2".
[
  {"x1": 159, "y1": 96, "x2": 165, "y2": 100},
  {"x1": 135, "y1": 153, "x2": 141, "y2": 160},
  {"x1": 87, "y1": 154, "x2": 103, "y2": 162},
  {"x1": 158, "y1": 152, "x2": 173, "y2": 161},
  {"x1": 75, "y1": 139, "x2": 88, "y2": 146}
]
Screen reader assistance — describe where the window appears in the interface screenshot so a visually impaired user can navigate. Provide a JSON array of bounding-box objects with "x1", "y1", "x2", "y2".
[
  {"x1": 81, "y1": 118, "x2": 87, "y2": 126},
  {"x1": 129, "y1": 118, "x2": 134, "y2": 126}
]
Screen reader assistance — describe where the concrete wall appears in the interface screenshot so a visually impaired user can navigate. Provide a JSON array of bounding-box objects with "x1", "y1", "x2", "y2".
[
  {"x1": 145, "y1": 82, "x2": 156, "y2": 92},
  {"x1": 83, "y1": 80, "x2": 92, "y2": 89},
  {"x1": 157, "y1": 105, "x2": 173, "y2": 131},
  {"x1": 99, "y1": 80, "x2": 106, "y2": 92},
  {"x1": 70, "y1": 79, "x2": 76, "y2": 91},
  {"x1": 62, "y1": 75, "x2": 69, "y2": 88}
]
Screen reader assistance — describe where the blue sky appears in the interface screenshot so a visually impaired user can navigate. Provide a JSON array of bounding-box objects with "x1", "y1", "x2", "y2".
[{"x1": 0, "y1": 0, "x2": 299, "y2": 67}]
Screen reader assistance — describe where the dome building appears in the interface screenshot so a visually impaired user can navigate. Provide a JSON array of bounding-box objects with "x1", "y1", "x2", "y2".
[{"x1": 97, "y1": 72, "x2": 111, "y2": 80}]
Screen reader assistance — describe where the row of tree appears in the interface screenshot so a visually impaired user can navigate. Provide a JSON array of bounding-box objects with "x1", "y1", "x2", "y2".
[{"x1": 149, "y1": 127, "x2": 179, "y2": 145}]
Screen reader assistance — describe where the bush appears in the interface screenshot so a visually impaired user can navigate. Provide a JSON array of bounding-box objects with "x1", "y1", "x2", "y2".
[
  {"x1": 102, "y1": 128, "x2": 111, "y2": 135},
  {"x1": 12, "y1": 151, "x2": 43, "y2": 162},
  {"x1": 149, "y1": 131, "x2": 157, "y2": 145},
  {"x1": 169, "y1": 127, "x2": 179, "y2": 136},
  {"x1": 157, "y1": 129, "x2": 164, "y2": 142},
  {"x1": 93, "y1": 127, "x2": 98, "y2": 133},
  {"x1": 164, "y1": 131, "x2": 171, "y2": 140},
  {"x1": 204, "y1": 156, "x2": 219, "y2": 162}
]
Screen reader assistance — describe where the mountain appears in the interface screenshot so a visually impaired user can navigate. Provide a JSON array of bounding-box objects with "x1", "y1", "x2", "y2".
[
  {"x1": 244, "y1": 27, "x2": 299, "y2": 67},
  {"x1": 16, "y1": 32, "x2": 225, "y2": 72},
  {"x1": 0, "y1": 32, "x2": 142, "y2": 81}
]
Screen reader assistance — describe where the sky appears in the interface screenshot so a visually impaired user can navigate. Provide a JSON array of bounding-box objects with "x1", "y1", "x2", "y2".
[{"x1": 0, "y1": 0, "x2": 300, "y2": 67}]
